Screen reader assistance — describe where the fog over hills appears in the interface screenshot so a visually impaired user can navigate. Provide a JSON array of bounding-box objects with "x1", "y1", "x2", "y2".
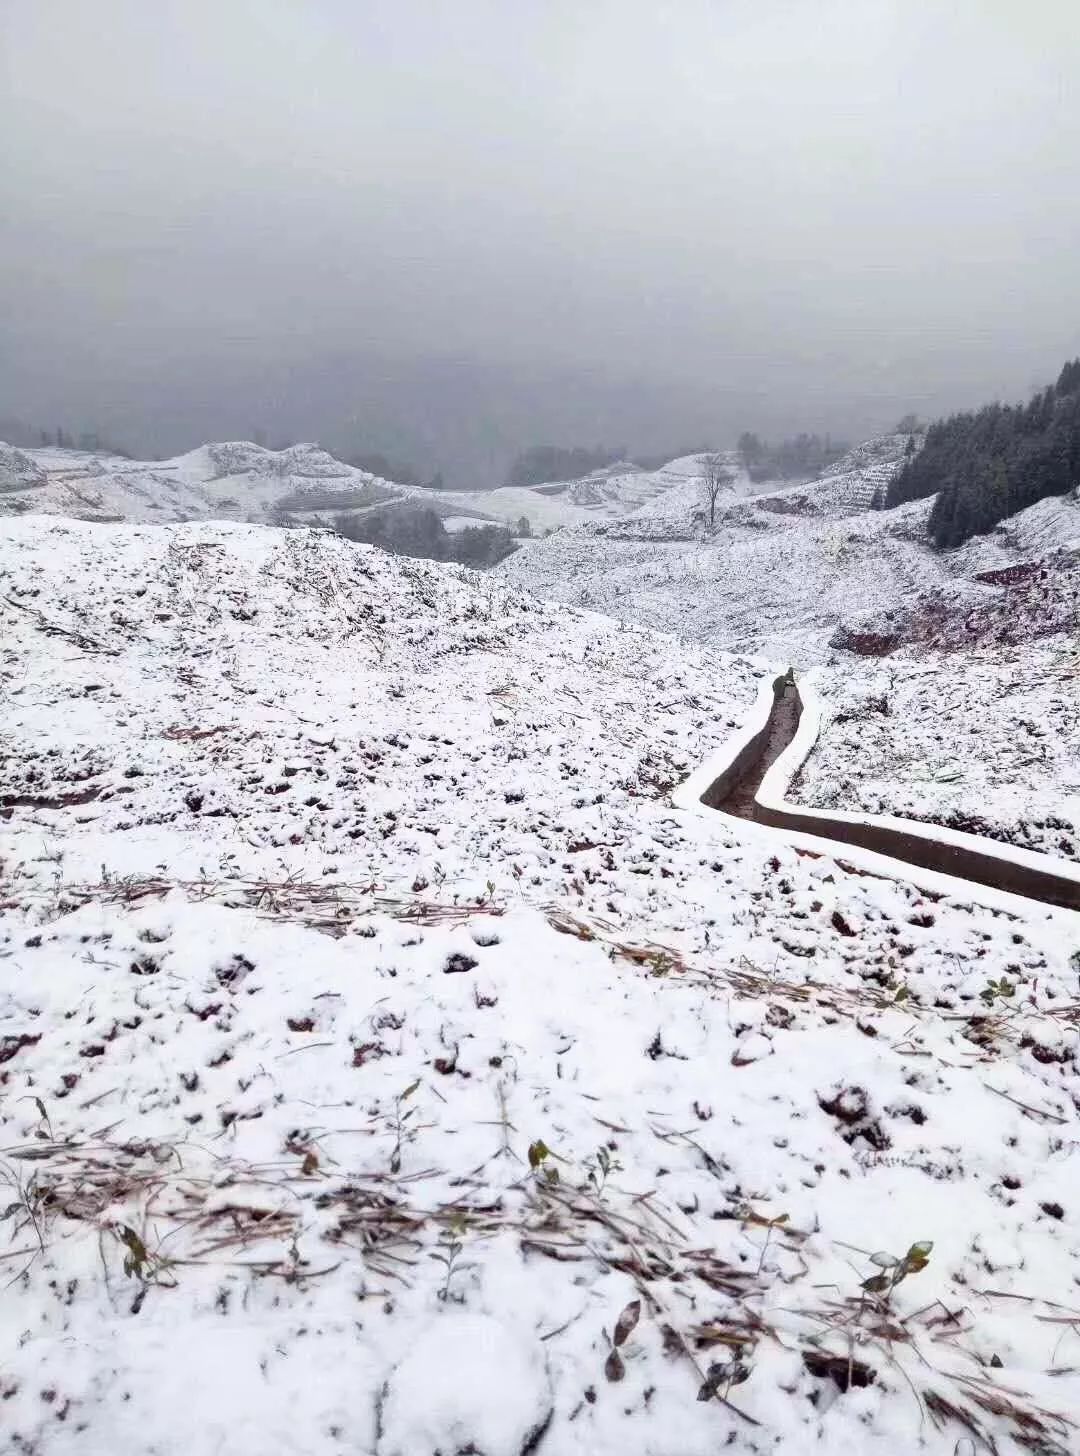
[
  {"x1": 4, "y1": 5, "x2": 1080, "y2": 1453},
  {"x1": 5, "y1": 4, "x2": 1080, "y2": 483}
]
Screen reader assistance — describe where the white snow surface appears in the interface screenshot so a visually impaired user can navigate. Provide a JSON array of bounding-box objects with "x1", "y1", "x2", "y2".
[
  {"x1": 1, "y1": 518, "x2": 1080, "y2": 1454},
  {"x1": 442, "y1": 453, "x2": 757, "y2": 533}
]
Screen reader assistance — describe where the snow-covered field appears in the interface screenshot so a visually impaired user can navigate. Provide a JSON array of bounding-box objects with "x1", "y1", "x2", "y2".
[
  {"x1": 500, "y1": 494, "x2": 938, "y2": 665},
  {"x1": 2, "y1": 517, "x2": 1080, "y2": 1455},
  {"x1": 795, "y1": 637, "x2": 1080, "y2": 862}
]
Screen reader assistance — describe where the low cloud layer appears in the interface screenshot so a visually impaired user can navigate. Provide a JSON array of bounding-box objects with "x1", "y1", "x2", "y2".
[{"x1": 3, "y1": 0, "x2": 1079, "y2": 481}]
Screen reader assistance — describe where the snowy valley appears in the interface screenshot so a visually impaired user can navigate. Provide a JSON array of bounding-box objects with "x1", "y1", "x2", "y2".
[
  {"x1": 503, "y1": 433, "x2": 1080, "y2": 864},
  {"x1": 8, "y1": 3, "x2": 1080, "y2": 1450},
  {"x1": 0, "y1": 432, "x2": 1079, "y2": 1456}
]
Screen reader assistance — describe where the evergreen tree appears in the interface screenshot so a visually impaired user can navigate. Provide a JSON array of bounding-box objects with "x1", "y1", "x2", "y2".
[
  {"x1": 1055, "y1": 358, "x2": 1080, "y2": 397},
  {"x1": 885, "y1": 355, "x2": 1080, "y2": 548},
  {"x1": 986, "y1": 458, "x2": 1010, "y2": 522}
]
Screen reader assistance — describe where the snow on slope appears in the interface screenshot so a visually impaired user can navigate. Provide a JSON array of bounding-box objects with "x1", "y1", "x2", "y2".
[
  {"x1": 0, "y1": 440, "x2": 497, "y2": 530},
  {"x1": 0, "y1": 516, "x2": 769, "y2": 895},
  {"x1": 2, "y1": 518, "x2": 1080, "y2": 1454},
  {"x1": 435, "y1": 453, "x2": 756, "y2": 533},
  {"x1": 794, "y1": 636, "x2": 1080, "y2": 861},
  {"x1": 957, "y1": 486, "x2": 1080, "y2": 573},
  {"x1": 794, "y1": 538, "x2": 1080, "y2": 863},
  {"x1": 0, "y1": 440, "x2": 752, "y2": 537},
  {"x1": 499, "y1": 437, "x2": 1080, "y2": 869},
  {"x1": 783, "y1": 432, "x2": 917, "y2": 514},
  {"x1": 790, "y1": 493, "x2": 1080, "y2": 860},
  {"x1": 500, "y1": 435, "x2": 1080, "y2": 665},
  {"x1": 622, "y1": 435, "x2": 916, "y2": 534},
  {"x1": 500, "y1": 492, "x2": 938, "y2": 664},
  {"x1": 0, "y1": 442, "x2": 47, "y2": 492}
]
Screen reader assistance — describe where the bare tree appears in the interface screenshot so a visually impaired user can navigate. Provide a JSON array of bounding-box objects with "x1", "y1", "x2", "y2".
[{"x1": 699, "y1": 453, "x2": 733, "y2": 529}]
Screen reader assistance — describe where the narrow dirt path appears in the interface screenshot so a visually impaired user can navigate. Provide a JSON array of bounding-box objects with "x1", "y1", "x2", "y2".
[{"x1": 707, "y1": 681, "x2": 1080, "y2": 913}]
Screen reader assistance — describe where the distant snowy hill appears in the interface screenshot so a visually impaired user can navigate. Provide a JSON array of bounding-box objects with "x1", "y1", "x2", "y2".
[
  {"x1": 0, "y1": 439, "x2": 499, "y2": 530},
  {"x1": 0, "y1": 439, "x2": 760, "y2": 536},
  {"x1": 437, "y1": 452, "x2": 756, "y2": 533}
]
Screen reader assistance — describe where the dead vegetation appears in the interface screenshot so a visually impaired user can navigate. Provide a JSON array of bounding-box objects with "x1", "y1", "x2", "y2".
[
  {"x1": 2, "y1": 1121, "x2": 1072, "y2": 1453},
  {"x1": 0, "y1": 873, "x2": 507, "y2": 934}
]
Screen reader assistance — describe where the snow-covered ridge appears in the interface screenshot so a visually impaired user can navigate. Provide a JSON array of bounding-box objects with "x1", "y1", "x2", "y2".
[
  {"x1": 0, "y1": 438, "x2": 500, "y2": 531},
  {"x1": 500, "y1": 433, "x2": 1080, "y2": 666},
  {"x1": 0, "y1": 439, "x2": 743, "y2": 537}
]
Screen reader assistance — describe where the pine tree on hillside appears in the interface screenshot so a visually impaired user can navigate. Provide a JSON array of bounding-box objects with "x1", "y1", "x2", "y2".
[
  {"x1": 986, "y1": 458, "x2": 1011, "y2": 524},
  {"x1": 887, "y1": 356, "x2": 1080, "y2": 548},
  {"x1": 1055, "y1": 358, "x2": 1080, "y2": 397}
]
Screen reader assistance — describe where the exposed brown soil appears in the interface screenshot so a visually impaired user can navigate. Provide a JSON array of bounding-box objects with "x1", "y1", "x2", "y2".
[{"x1": 0, "y1": 784, "x2": 102, "y2": 817}]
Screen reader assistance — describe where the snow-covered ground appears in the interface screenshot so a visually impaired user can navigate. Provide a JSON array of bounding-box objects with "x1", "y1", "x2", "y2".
[
  {"x1": 2, "y1": 517, "x2": 1080, "y2": 1455},
  {"x1": 500, "y1": 493, "x2": 939, "y2": 665}
]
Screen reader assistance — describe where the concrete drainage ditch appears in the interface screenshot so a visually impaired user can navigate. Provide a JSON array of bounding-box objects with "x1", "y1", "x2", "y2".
[{"x1": 702, "y1": 673, "x2": 1080, "y2": 914}]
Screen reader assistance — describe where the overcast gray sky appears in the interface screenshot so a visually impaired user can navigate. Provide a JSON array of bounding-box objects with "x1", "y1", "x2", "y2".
[{"x1": 3, "y1": 0, "x2": 1079, "y2": 481}]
